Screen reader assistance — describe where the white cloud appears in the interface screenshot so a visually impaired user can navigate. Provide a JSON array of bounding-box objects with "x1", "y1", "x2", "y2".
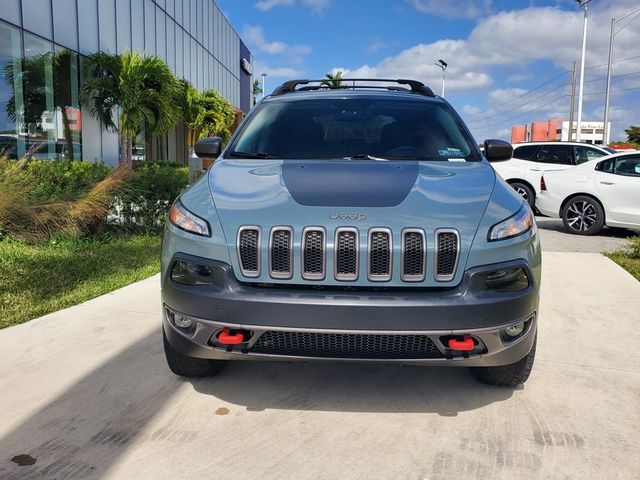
[
  {"x1": 462, "y1": 105, "x2": 481, "y2": 115},
  {"x1": 255, "y1": 0, "x2": 331, "y2": 14},
  {"x1": 408, "y1": 0, "x2": 492, "y2": 20},
  {"x1": 242, "y1": 25, "x2": 312, "y2": 64},
  {"x1": 255, "y1": 0, "x2": 294, "y2": 11},
  {"x1": 508, "y1": 73, "x2": 532, "y2": 83},
  {"x1": 367, "y1": 38, "x2": 387, "y2": 54}
]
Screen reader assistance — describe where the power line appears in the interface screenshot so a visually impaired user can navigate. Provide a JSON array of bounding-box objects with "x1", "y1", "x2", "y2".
[
  {"x1": 466, "y1": 82, "x2": 570, "y2": 125},
  {"x1": 469, "y1": 94, "x2": 569, "y2": 132},
  {"x1": 584, "y1": 54, "x2": 640, "y2": 71},
  {"x1": 582, "y1": 70, "x2": 640, "y2": 83},
  {"x1": 616, "y1": 11, "x2": 640, "y2": 34},
  {"x1": 583, "y1": 86, "x2": 640, "y2": 96},
  {"x1": 463, "y1": 70, "x2": 570, "y2": 118}
]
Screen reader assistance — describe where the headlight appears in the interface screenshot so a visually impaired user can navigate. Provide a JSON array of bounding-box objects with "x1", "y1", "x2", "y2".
[
  {"x1": 168, "y1": 200, "x2": 211, "y2": 237},
  {"x1": 488, "y1": 204, "x2": 534, "y2": 241}
]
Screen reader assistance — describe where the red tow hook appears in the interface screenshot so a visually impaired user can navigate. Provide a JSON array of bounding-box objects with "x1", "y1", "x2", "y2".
[
  {"x1": 217, "y1": 328, "x2": 245, "y2": 345},
  {"x1": 448, "y1": 335, "x2": 475, "y2": 351}
]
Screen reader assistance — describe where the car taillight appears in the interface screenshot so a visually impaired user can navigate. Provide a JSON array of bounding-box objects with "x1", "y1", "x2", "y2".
[{"x1": 540, "y1": 176, "x2": 547, "y2": 191}]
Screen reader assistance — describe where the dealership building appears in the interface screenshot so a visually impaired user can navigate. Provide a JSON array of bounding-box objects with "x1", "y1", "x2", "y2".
[
  {"x1": 0, "y1": 0, "x2": 252, "y2": 165},
  {"x1": 511, "y1": 119, "x2": 611, "y2": 145}
]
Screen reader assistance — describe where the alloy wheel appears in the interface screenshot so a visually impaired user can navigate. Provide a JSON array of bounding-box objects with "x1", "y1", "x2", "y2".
[{"x1": 565, "y1": 201, "x2": 597, "y2": 232}]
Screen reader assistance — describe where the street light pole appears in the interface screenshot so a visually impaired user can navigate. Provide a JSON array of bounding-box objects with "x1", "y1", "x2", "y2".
[
  {"x1": 575, "y1": 0, "x2": 591, "y2": 143},
  {"x1": 434, "y1": 59, "x2": 447, "y2": 97},
  {"x1": 602, "y1": 18, "x2": 615, "y2": 145},
  {"x1": 261, "y1": 73, "x2": 267, "y2": 99}
]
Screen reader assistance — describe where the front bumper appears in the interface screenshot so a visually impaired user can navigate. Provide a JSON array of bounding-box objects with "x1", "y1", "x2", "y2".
[{"x1": 162, "y1": 255, "x2": 539, "y2": 367}]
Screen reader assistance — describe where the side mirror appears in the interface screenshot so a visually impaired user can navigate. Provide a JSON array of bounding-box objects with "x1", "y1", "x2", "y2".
[
  {"x1": 483, "y1": 139, "x2": 513, "y2": 162},
  {"x1": 194, "y1": 137, "x2": 223, "y2": 158}
]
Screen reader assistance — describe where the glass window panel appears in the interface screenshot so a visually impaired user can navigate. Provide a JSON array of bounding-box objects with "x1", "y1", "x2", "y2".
[
  {"x1": 190, "y1": 0, "x2": 196, "y2": 36},
  {"x1": 144, "y1": 0, "x2": 155, "y2": 54},
  {"x1": 166, "y1": 0, "x2": 174, "y2": 17},
  {"x1": 0, "y1": 22, "x2": 25, "y2": 159},
  {"x1": 175, "y1": 25, "x2": 183, "y2": 77},
  {"x1": 22, "y1": 0, "x2": 53, "y2": 39},
  {"x1": 167, "y1": 19, "x2": 175, "y2": 71},
  {"x1": 156, "y1": 8, "x2": 166, "y2": 61},
  {"x1": 78, "y1": 0, "x2": 99, "y2": 54},
  {"x1": 184, "y1": 30, "x2": 190, "y2": 82},
  {"x1": 175, "y1": 0, "x2": 182, "y2": 25},
  {"x1": 196, "y1": 0, "x2": 202, "y2": 42},
  {"x1": 198, "y1": 45, "x2": 203, "y2": 90},
  {"x1": 3, "y1": 1, "x2": 21, "y2": 26},
  {"x1": 156, "y1": 0, "x2": 165, "y2": 9},
  {"x1": 54, "y1": 46, "x2": 81, "y2": 160},
  {"x1": 98, "y1": 0, "x2": 116, "y2": 53},
  {"x1": 23, "y1": 33, "x2": 57, "y2": 159},
  {"x1": 190, "y1": 37, "x2": 196, "y2": 87},
  {"x1": 183, "y1": 0, "x2": 189, "y2": 31},
  {"x1": 131, "y1": 0, "x2": 144, "y2": 52},
  {"x1": 52, "y1": 0, "x2": 79, "y2": 50},
  {"x1": 116, "y1": 0, "x2": 132, "y2": 53}
]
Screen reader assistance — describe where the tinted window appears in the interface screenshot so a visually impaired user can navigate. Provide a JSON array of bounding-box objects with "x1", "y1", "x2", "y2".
[
  {"x1": 596, "y1": 158, "x2": 614, "y2": 173},
  {"x1": 513, "y1": 145, "x2": 537, "y2": 160},
  {"x1": 614, "y1": 156, "x2": 640, "y2": 177},
  {"x1": 535, "y1": 145, "x2": 570, "y2": 164},
  {"x1": 574, "y1": 146, "x2": 607, "y2": 165},
  {"x1": 229, "y1": 98, "x2": 479, "y2": 161}
]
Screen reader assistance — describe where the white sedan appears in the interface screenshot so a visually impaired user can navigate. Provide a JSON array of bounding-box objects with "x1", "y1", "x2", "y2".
[{"x1": 536, "y1": 152, "x2": 640, "y2": 235}]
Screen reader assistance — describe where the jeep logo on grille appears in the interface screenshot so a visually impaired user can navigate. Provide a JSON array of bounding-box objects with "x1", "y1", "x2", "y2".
[{"x1": 329, "y1": 212, "x2": 367, "y2": 221}]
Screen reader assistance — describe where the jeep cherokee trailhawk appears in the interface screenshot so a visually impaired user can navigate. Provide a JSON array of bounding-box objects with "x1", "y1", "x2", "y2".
[{"x1": 161, "y1": 79, "x2": 540, "y2": 386}]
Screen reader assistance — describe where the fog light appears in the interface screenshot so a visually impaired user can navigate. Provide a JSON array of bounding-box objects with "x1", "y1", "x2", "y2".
[
  {"x1": 504, "y1": 322, "x2": 525, "y2": 337},
  {"x1": 173, "y1": 314, "x2": 193, "y2": 329},
  {"x1": 171, "y1": 260, "x2": 214, "y2": 285},
  {"x1": 482, "y1": 267, "x2": 529, "y2": 292}
]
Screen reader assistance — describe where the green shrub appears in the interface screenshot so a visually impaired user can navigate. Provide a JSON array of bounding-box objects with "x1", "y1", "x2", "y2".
[
  {"x1": 0, "y1": 158, "x2": 110, "y2": 201},
  {"x1": 119, "y1": 162, "x2": 189, "y2": 230},
  {"x1": 627, "y1": 236, "x2": 640, "y2": 259}
]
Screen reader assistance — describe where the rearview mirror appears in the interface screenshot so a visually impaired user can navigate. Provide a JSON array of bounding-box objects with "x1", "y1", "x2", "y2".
[
  {"x1": 194, "y1": 137, "x2": 223, "y2": 158},
  {"x1": 483, "y1": 139, "x2": 513, "y2": 162}
]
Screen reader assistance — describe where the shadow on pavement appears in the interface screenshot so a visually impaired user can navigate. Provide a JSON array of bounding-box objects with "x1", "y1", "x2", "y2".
[
  {"x1": 535, "y1": 216, "x2": 634, "y2": 239},
  {"x1": 0, "y1": 331, "x2": 180, "y2": 480},
  {"x1": 191, "y1": 360, "x2": 515, "y2": 415},
  {"x1": 1, "y1": 335, "x2": 515, "y2": 479}
]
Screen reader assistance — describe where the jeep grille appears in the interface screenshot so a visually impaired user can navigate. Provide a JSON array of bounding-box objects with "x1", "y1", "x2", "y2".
[
  {"x1": 435, "y1": 229, "x2": 459, "y2": 282},
  {"x1": 302, "y1": 228, "x2": 325, "y2": 280},
  {"x1": 401, "y1": 229, "x2": 426, "y2": 281},
  {"x1": 237, "y1": 227, "x2": 260, "y2": 277},
  {"x1": 368, "y1": 228, "x2": 392, "y2": 281},
  {"x1": 269, "y1": 227, "x2": 293, "y2": 279},
  {"x1": 335, "y1": 228, "x2": 359, "y2": 281}
]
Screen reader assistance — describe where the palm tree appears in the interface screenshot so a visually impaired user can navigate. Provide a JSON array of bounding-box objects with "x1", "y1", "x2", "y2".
[
  {"x1": 252, "y1": 79, "x2": 262, "y2": 105},
  {"x1": 81, "y1": 50, "x2": 180, "y2": 167},
  {"x1": 321, "y1": 71, "x2": 344, "y2": 89}
]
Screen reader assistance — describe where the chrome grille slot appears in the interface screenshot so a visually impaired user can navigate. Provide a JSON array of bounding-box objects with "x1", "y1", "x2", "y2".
[
  {"x1": 334, "y1": 228, "x2": 359, "y2": 281},
  {"x1": 401, "y1": 229, "x2": 426, "y2": 281},
  {"x1": 302, "y1": 227, "x2": 325, "y2": 280},
  {"x1": 435, "y1": 229, "x2": 460, "y2": 282},
  {"x1": 237, "y1": 227, "x2": 261, "y2": 278},
  {"x1": 269, "y1": 227, "x2": 293, "y2": 279},
  {"x1": 368, "y1": 228, "x2": 392, "y2": 281}
]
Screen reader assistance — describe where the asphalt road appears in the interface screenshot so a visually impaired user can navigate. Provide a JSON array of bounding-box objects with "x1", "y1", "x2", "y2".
[
  {"x1": 1, "y1": 237, "x2": 639, "y2": 479},
  {"x1": 536, "y1": 216, "x2": 634, "y2": 253}
]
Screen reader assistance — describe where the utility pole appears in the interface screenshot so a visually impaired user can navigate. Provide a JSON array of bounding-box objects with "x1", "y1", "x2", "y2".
[
  {"x1": 434, "y1": 59, "x2": 447, "y2": 97},
  {"x1": 568, "y1": 61, "x2": 577, "y2": 142},
  {"x1": 575, "y1": 0, "x2": 591, "y2": 142},
  {"x1": 602, "y1": 18, "x2": 615, "y2": 145},
  {"x1": 261, "y1": 73, "x2": 267, "y2": 99}
]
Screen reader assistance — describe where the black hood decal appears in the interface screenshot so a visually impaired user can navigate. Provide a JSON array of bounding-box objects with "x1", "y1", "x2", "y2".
[{"x1": 282, "y1": 160, "x2": 419, "y2": 207}]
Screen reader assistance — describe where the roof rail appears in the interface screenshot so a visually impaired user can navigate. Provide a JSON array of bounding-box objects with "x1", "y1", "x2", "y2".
[{"x1": 271, "y1": 79, "x2": 436, "y2": 97}]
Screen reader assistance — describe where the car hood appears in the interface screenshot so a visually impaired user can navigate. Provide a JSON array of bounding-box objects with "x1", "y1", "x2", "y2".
[{"x1": 208, "y1": 158, "x2": 496, "y2": 286}]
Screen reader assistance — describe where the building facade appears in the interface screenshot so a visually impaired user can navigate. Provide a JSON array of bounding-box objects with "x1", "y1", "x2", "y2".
[
  {"x1": 0, "y1": 0, "x2": 252, "y2": 165},
  {"x1": 511, "y1": 119, "x2": 610, "y2": 145}
]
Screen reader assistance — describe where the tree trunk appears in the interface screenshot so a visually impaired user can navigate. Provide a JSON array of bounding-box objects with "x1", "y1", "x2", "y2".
[
  {"x1": 119, "y1": 134, "x2": 127, "y2": 165},
  {"x1": 127, "y1": 137, "x2": 133, "y2": 167},
  {"x1": 61, "y1": 108, "x2": 74, "y2": 161}
]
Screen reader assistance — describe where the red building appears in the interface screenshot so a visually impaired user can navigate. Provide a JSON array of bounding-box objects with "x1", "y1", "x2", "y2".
[{"x1": 511, "y1": 118, "x2": 563, "y2": 143}]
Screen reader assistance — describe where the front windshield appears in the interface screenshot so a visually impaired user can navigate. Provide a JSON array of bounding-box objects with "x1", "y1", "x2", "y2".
[{"x1": 228, "y1": 97, "x2": 479, "y2": 161}]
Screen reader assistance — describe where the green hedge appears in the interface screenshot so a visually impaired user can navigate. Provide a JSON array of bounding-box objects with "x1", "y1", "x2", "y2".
[{"x1": 0, "y1": 159, "x2": 190, "y2": 238}]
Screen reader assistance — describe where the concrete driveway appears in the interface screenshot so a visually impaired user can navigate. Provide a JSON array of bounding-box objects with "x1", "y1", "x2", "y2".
[{"x1": 1, "y1": 235, "x2": 639, "y2": 479}]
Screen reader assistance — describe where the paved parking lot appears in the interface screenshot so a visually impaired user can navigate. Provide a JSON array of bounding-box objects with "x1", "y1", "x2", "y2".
[
  {"x1": 1, "y1": 228, "x2": 639, "y2": 479},
  {"x1": 536, "y1": 216, "x2": 633, "y2": 254}
]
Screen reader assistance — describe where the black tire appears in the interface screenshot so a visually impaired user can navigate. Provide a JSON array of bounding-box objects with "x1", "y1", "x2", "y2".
[
  {"x1": 561, "y1": 195, "x2": 605, "y2": 235},
  {"x1": 163, "y1": 330, "x2": 226, "y2": 377},
  {"x1": 510, "y1": 181, "x2": 535, "y2": 209},
  {"x1": 471, "y1": 336, "x2": 536, "y2": 386}
]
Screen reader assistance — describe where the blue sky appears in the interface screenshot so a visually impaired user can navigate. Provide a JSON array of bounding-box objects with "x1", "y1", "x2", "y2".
[{"x1": 217, "y1": 0, "x2": 640, "y2": 142}]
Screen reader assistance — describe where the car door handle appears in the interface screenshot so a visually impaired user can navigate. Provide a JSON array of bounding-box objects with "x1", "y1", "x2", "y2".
[
  {"x1": 599, "y1": 181, "x2": 615, "y2": 185},
  {"x1": 529, "y1": 168, "x2": 542, "y2": 172}
]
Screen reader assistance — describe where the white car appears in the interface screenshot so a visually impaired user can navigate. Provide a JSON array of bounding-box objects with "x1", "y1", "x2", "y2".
[
  {"x1": 490, "y1": 142, "x2": 614, "y2": 208},
  {"x1": 536, "y1": 152, "x2": 640, "y2": 235}
]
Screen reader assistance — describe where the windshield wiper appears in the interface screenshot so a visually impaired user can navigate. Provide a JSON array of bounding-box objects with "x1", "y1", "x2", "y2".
[
  {"x1": 229, "y1": 151, "x2": 270, "y2": 159},
  {"x1": 342, "y1": 154, "x2": 390, "y2": 161}
]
